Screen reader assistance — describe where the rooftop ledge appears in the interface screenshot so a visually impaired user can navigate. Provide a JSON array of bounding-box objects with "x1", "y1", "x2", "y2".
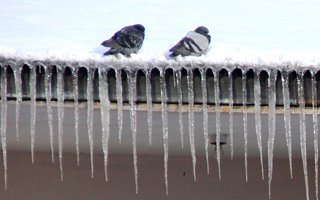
[{"x1": 1, "y1": 55, "x2": 320, "y2": 107}]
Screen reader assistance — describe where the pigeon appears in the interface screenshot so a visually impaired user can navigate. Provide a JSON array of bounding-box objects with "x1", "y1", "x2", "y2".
[
  {"x1": 101, "y1": 24, "x2": 145, "y2": 57},
  {"x1": 169, "y1": 26, "x2": 211, "y2": 57}
]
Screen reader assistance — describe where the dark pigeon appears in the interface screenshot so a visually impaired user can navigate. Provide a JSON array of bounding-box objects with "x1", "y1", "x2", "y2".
[
  {"x1": 101, "y1": 24, "x2": 145, "y2": 57},
  {"x1": 169, "y1": 26, "x2": 211, "y2": 57}
]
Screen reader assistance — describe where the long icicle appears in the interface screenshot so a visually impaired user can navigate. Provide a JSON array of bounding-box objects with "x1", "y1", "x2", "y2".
[
  {"x1": 214, "y1": 70, "x2": 221, "y2": 180},
  {"x1": 1, "y1": 66, "x2": 8, "y2": 189},
  {"x1": 268, "y1": 70, "x2": 277, "y2": 199},
  {"x1": 281, "y1": 70, "x2": 293, "y2": 178},
  {"x1": 228, "y1": 70, "x2": 234, "y2": 159},
  {"x1": 99, "y1": 68, "x2": 110, "y2": 182},
  {"x1": 128, "y1": 70, "x2": 139, "y2": 193},
  {"x1": 73, "y1": 69, "x2": 80, "y2": 166},
  {"x1": 146, "y1": 70, "x2": 153, "y2": 146},
  {"x1": 176, "y1": 70, "x2": 184, "y2": 149},
  {"x1": 87, "y1": 68, "x2": 94, "y2": 178},
  {"x1": 45, "y1": 66, "x2": 54, "y2": 163},
  {"x1": 242, "y1": 70, "x2": 248, "y2": 182},
  {"x1": 297, "y1": 71, "x2": 310, "y2": 200},
  {"x1": 30, "y1": 66, "x2": 37, "y2": 164},
  {"x1": 201, "y1": 69, "x2": 209, "y2": 174},
  {"x1": 311, "y1": 73, "x2": 319, "y2": 200},
  {"x1": 13, "y1": 67, "x2": 22, "y2": 141},
  {"x1": 57, "y1": 66, "x2": 65, "y2": 181},
  {"x1": 254, "y1": 70, "x2": 264, "y2": 180},
  {"x1": 116, "y1": 69, "x2": 123, "y2": 143},
  {"x1": 160, "y1": 69, "x2": 169, "y2": 194},
  {"x1": 187, "y1": 69, "x2": 196, "y2": 182}
]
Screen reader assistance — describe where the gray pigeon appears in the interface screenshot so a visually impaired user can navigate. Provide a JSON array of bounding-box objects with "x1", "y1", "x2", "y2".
[
  {"x1": 101, "y1": 24, "x2": 145, "y2": 57},
  {"x1": 169, "y1": 26, "x2": 211, "y2": 57}
]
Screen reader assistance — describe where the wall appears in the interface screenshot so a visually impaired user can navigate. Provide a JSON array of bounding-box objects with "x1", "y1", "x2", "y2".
[{"x1": 0, "y1": 151, "x2": 313, "y2": 200}]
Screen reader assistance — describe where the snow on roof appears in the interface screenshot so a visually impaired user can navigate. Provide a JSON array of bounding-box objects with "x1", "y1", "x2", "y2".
[{"x1": 0, "y1": 0, "x2": 319, "y2": 67}]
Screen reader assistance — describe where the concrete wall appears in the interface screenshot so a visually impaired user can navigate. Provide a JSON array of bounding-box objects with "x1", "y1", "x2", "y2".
[{"x1": 0, "y1": 151, "x2": 314, "y2": 199}]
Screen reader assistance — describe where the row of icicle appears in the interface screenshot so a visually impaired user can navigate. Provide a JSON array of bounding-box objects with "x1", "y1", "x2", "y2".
[{"x1": 0, "y1": 62, "x2": 319, "y2": 199}]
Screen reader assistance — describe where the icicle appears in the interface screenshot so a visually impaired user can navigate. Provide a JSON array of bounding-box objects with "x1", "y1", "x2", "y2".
[
  {"x1": 160, "y1": 69, "x2": 169, "y2": 194},
  {"x1": 201, "y1": 69, "x2": 209, "y2": 174},
  {"x1": 173, "y1": 70, "x2": 176, "y2": 87},
  {"x1": 13, "y1": 67, "x2": 22, "y2": 141},
  {"x1": 99, "y1": 68, "x2": 110, "y2": 182},
  {"x1": 214, "y1": 70, "x2": 221, "y2": 180},
  {"x1": 281, "y1": 71, "x2": 293, "y2": 178},
  {"x1": 57, "y1": 66, "x2": 65, "y2": 181},
  {"x1": 116, "y1": 69, "x2": 123, "y2": 143},
  {"x1": 187, "y1": 69, "x2": 196, "y2": 182},
  {"x1": 30, "y1": 66, "x2": 36, "y2": 164},
  {"x1": 45, "y1": 67, "x2": 54, "y2": 163},
  {"x1": 311, "y1": 73, "x2": 319, "y2": 200},
  {"x1": 128, "y1": 70, "x2": 139, "y2": 193},
  {"x1": 254, "y1": 70, "x2": 264, "y2": 180},
  {"x1": 268, "y1": 70, "x2": 277, "y2": 199},
  {"x1": 297, "y1": 72, "x2": 310, "y2": 200},
  {"x1": 228, "y1": 71, "x2": 234, "y2": 159},
  {"x1": 87, "y1": 68, "x2": 94, "y2": 178},
  {"x1": 73, "y1": 69, "x2": 80, "y2": 166},
  {"x1": 176, "y1": 70, "x2": 184, "y2": 149},
  {"x1": 242, "y1": 70, "x2": 248, "y2": 182},
  {"x1": 1, "y1": 66, "x2": 8, "y2": 190},
  {"x1": 146, "y1": 70, "x2": 153, "y2": 146}
]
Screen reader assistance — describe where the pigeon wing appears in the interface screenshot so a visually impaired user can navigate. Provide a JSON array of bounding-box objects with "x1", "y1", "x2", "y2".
[
  {"x1": 169, "y1": 37, "x2": 188, "y2": 52},
  {"x1": 116, "y1": 27, "x2": 144, "y2": 48}
]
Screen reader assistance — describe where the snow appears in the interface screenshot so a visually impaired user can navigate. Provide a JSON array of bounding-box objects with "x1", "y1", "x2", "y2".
[{"x1": 0, "y1": 0, "x2": 320, "y2": 65}]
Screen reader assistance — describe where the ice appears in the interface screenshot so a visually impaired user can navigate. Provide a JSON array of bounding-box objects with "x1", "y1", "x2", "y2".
[
  {"x1": 176, "y1": 70, "x2": 184, "y2": 149},
  {"x1": 200, "y1": 69, "x2": 209, "y2": 174},
  {"x1": 187, "y1": 69, "x2": 196, "y2": 182},
  {"x1": 242, "y1": 71, "x2": 248, "y2": 182},
  {"x1": 214, "y1": 70, "x2": 221, "y2": 180},
  {"x1": 268, "y1": 70, "x2": 276, "y2": 199},
  {"x1": 57, "y1": 67, "x2": 65, "y2": 181},
  {"x1": 13, "y1": 66, "x2": 22, "y2": 141},
  {"x1": 311, "y1": 73, "x2": 319, "y2": 200},
  {"x1": 128, "y1": 70, "x2": 139, "y2": 194},
  {"x1": 30, "y1": 67, "x2": 36, "y2": 164},
  {"x1": 254, "y1": 70, "x2": 264, "y2": 180},
  {"x1": 297, "y1": 72, "x2": 310, "y2": 200},
  {"x1": 160, "y1": 69, "x2": 169, "y2": 194},
  {"x1": 45, "y1": 66, "x2": 55, "y2": 163},
  {"x1": 1, "y1": 67, "x2": 8, "y2": 189},
  {"x1": 99, "y1": 68, "x2": 110, "y2": 182},
  {"x1": 281, "y1": 71, "x2": 293, "y2": 178},
  {"x1": 87, "y1": 68, "x2": 95, "y2": 178},
  {"x1": 72, "y1": 69, "x2": 80, "y2": 166},
  {"x1": 116, "y1": 69, "x2": 123, "y2": 143},
  {"x1": 228, "y1": 71, "x2": 234, "y2": 159},
  {"x1": 146, "y1": 70, "x2": 153, "y2": 146}
]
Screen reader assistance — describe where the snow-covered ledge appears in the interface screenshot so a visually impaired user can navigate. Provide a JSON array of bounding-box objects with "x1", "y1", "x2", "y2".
[{"x1": 1, "y1": 55, "x2": 319, "y2": 106}]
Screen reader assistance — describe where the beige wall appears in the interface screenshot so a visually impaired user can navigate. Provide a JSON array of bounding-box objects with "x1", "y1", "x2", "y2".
[{"x1": 0, "y1": 151, "x2": 314, "y2": 200}]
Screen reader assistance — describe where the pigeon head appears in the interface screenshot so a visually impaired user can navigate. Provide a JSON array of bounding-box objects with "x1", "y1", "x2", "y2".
[
  {"x1": 133, "y1": 24, "x2": 145, "y2": 32},
  {"x1": 194, "y1": 26, "x2": 209, "y2": 36}
]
